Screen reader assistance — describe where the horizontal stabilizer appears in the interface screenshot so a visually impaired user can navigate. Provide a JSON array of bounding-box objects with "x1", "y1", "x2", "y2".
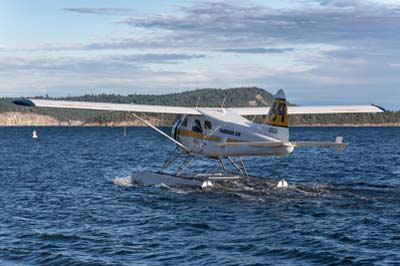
[
  {"x1": 219, "y1": 136, "x2": 347, "y2": 152},
  {"x1": 292, "y1": 136, "x2": 347, "y2": 152}
]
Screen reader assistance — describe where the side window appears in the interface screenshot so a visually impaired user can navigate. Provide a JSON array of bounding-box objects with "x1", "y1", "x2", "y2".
[
  {"x1": 192, "y1": 119, "x2": 203, "y2": 133},
  {"x1": 204, "y1": 120, "x2": 212, "y2": 130},
  {"x1": 181, "y1": 116, "x2": 188, "y2": 127}
]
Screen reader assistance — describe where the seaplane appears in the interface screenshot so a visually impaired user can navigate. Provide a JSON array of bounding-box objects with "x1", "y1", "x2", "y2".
[{"x1": 14, "y1": 89, "x2": 384, "y2": 189}]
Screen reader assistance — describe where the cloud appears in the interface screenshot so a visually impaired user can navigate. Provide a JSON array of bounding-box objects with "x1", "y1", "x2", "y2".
[
  {"x1": 6, "y1": 1, "x2": 399, "y2": 55},
  {"x1": 0, "y1": 54, "x2": 210, "y2": 96},
  {"x1": 62, "y1": 8, "x2": 134, "y2": 15},
  {"x1": 305, "y1": 0, "x2": 364, "y2": 8},
  {"x1": 218, "y1": 48, "x2": 294, "y2": 54},
  {"x1": 2, "y1": 1, "x2": 400, "y2": 109},
  {"x1": 3, "y1": 1, "x2": 389, "y2": 56},
  {"x1": 107, "y1": 53, "x2": 206, "y2": 64},
  {"x1": 121, "y1": 1, "x2": 400, "y2": 49},
  {"x1": 0, "y1": 53, "x2": 206, "y2": 72}
]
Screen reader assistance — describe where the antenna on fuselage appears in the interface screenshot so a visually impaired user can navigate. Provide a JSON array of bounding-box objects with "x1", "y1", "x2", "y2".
[{"x1": 195, "y1": 96, "x2": 201, "y2": 109}]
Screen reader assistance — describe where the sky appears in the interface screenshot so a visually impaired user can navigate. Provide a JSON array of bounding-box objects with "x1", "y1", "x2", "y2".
[{"x1": 0, "y1": 0, "x2": 399, "y2": 110}]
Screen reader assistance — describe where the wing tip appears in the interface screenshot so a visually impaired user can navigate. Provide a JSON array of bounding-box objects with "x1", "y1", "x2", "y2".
[
  {"x1": 13, "y1": 98, "x2": 36, "y2": 107},
  {"x1": 372, "y1": 104, "x2": 386, "y2": 112}
]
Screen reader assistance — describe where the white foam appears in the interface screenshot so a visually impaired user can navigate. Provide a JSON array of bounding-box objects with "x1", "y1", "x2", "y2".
[
  {"x1": 156, "y1": 182, "x2": 191, "y2": 194},
  {"x1": 156, "y1": 182, "x2": 170, "y2": 189},
  {"x1": 113, "y1": 176, "x2": 134, "y2": 187},
  {"x1": 235, "y1": 192, "x2": 265, "y2": 202},
  {"x1": 169, "y1": 187, "x2": 191, "y2": 194}
]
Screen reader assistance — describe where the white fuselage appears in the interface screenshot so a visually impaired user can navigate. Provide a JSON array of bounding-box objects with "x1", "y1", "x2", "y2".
[{"x1": 172, "y1": 108, "x2": 294, "y2": 157}]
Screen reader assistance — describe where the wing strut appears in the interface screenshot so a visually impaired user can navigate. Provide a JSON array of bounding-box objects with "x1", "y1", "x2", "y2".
[{"x1": 130, "y1": 112, "x2": 192, "y2": 153}]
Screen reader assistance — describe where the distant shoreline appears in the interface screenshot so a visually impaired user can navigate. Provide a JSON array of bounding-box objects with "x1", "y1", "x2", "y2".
[
  {"x1": 1, "y1": 123, "x2": 400, "y2": 127},
  {"x1": 293, "y1": 123, "x2": 400, "y2": 127},
  {"x1": 1, "y1": 111, "x2": 399, "y2": 127}
]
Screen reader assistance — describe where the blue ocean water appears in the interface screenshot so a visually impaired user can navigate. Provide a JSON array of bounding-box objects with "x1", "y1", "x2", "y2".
[{"x1": 0, "y1": 126, "x2": 400, "y2": 266}]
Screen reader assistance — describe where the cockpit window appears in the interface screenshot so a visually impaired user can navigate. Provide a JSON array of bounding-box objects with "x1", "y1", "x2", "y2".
[
  {"x1": 204, "y1": 120, "x2": 212, "y2": 130},
  {"x1": 192, "y1": 119, "x2": 203, "y2": 133}
]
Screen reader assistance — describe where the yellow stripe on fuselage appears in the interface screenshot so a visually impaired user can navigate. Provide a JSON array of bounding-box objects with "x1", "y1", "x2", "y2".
[
  {"x1": 177, "y1": 128, "x2": 240, "y2": 143},
  {"x1": 177, "y1": 128, "x2": 220, "y2": 141}
]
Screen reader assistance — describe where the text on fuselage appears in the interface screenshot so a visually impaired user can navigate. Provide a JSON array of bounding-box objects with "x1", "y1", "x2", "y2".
[
  {"x1": 268, "y1": 127, "x2": 278, "y2": 134},
  {"x1": 219, "y1": 128, "x2": 241, "y2": 137}
]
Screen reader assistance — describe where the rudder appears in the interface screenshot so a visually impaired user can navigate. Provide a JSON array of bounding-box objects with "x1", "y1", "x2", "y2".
[{"x1": 265, "y1": 89, "x2": 288, "y2": 128}]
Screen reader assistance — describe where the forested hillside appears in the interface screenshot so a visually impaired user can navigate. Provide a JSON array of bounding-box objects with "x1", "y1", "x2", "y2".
[
  {"x1": 0, "y1": 87, "x2": 273, "y2": 125},
  {"x1": 58, "y1": 87, "x2": 274, "y2": 107},
  {"x1": 0, "y1": 87, "x2": 399, "y2": 126}
]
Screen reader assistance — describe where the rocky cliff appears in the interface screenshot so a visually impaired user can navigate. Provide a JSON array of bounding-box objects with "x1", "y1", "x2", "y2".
[
  {"x1": 0, "y1": 112, "x2": 166, "y2": 126},
  {"x1": 0, "y1": 112, "x2": 60, "y2": 126}
]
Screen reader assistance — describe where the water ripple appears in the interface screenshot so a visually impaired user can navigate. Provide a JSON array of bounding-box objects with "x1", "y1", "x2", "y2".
[{"x1": 1, "y1": 126, "x2": 400, "y2": 265}]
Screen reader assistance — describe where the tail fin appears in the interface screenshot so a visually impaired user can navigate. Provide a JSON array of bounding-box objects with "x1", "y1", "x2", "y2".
[{"x1": 265, "y1": 89, "x2": 288, "y2": 128}]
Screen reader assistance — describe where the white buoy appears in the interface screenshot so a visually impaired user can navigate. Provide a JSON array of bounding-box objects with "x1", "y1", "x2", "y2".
[
  {"x1": 201, "y1": 180, "x2": 214, "y2": 189},
  {"x1": 32, "y1": 130, "x2": 38, "y2": 139},
  {"x1": 277, "y1": 179, "x2": 288, "y2": 189}
]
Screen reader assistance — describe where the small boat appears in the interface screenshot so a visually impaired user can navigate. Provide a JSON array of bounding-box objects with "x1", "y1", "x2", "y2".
[{"x1": 32, "y1": 130, "x2": 38, "y2": 139}]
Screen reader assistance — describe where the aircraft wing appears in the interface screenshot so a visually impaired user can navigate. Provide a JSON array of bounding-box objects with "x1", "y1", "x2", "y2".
[
  {"x1": 227, "y1": 105, "x2": 385, "y2": 116},
  {"x1": 13, "y1": 98, "x2": 201, "y2": 115},
  {"x1": 13, "y1": 99, "x2": 384, "y2": 116}
]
